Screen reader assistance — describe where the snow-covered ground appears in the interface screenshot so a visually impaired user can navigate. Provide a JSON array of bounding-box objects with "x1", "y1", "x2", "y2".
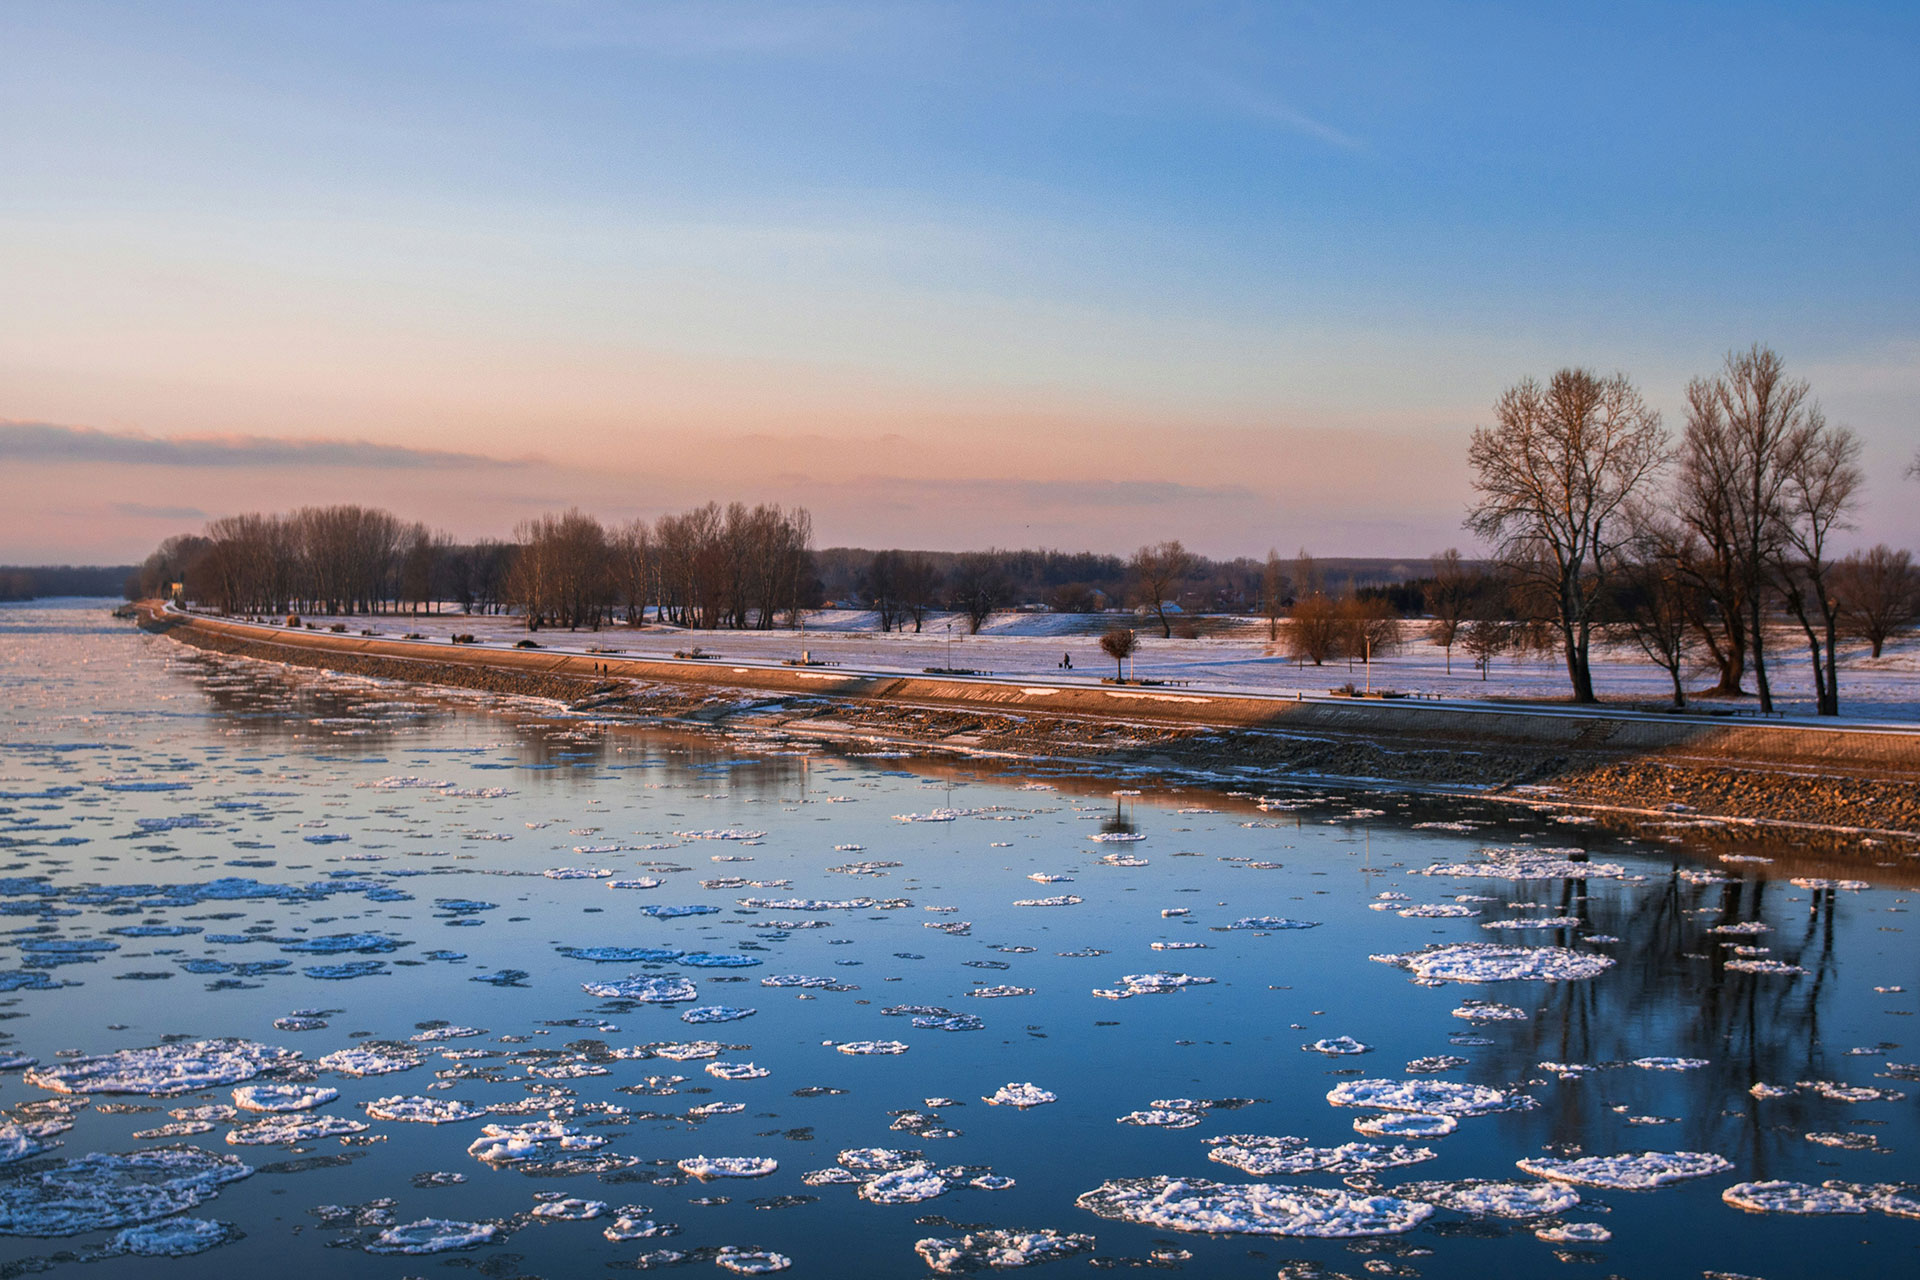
[{"x1": 222, "y1": 608, "x2": 1920, "y2": 725}]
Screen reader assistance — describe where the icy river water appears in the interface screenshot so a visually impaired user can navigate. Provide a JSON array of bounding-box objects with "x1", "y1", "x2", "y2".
[{"x1": 0, "y1": 598, "x2": 1914, "y2": 1279}]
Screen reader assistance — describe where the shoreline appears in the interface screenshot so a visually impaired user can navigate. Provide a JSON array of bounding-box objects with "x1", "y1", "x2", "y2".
[{"x1": 140, "y1": 605, "x2": 1920, "y2": 853}]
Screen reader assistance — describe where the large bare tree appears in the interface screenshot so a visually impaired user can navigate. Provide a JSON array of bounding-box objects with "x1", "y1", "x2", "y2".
[
  {"x1": 1466, "y1": 368, "x2": 1668, "y2": 703},
  {"x1": 1130, "y1": 540, "x2": 1192, "y2": 639},
  {"x1": 1773, "y1": 418, "x2": 1861, "y2": 715},
  {"x1": 1677, "y1": 345, "x2": 1822, "y2": 713}
]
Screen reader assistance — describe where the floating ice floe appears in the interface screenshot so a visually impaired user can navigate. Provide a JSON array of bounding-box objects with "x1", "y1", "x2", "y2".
[
  {"x1": 1028, "y1": 874, "x2": 1072, "y2": 883},
  {"x1": 1012, "y1": 895, "x2": 1082, "y2": 907},
  {"x1": 365, "y1": 1218, "x2": 499, "y2": 1253},
  {"x1": 636, "y1": 904, "x2": 721, "y2": 919},
  {"x1": 1352, "y1": 1113, "x2": 1457, "y2": 1138},
  {"x1": 602, "y1": 1214, "x2": 677, "y2": 1240},
  {"x1": 984, "y1": 1083, "x2": 1056, "y2": 1109},
  {"x1": 1631, "y1": 1057, "x2": 1708, "y2": 1072},
  {"x1": 1075, "y1": 1176, "x2": 1432, "y2": 1237},
  {"x1": 763, "y1": 975, "x2": 848, "y2": 990},
  {"x1": 682, "y1": 1005, "x2": 755, "y2": 1024},
  {"x1": 559, "y1": 946, "x2": 681, "y2": 963},
  {"x1": 1480, "y1": 916, "x2": 1582, "y2": 930},
  {"x1": 1722, "y1": 1180, "x2": 1867, "y2": 1214},
  {"x1": 1726, "y1": 958, "x2": 1808, "y2": 975},
  {"x1": 466, "y1": 1122, "x2": 604, "y2": 1165},
  {"x1": 1326, "y1": 1079, "x2": 1534, "y2": 1117},
  {"x1": 967, "y1": 986, "x2": 1034, "y2": 999},
  {"x1": 1516, "y1": 1151, "x2": 1731, "y2": 1188},
  {"x1": 530, "y1": 1197, "x2": 605, "y2": 1220},
  {"x1": 1451, "y1": 1000, "x2": 1527, "y2": 1021},
  {"x1": 715, "y1": 1247, "x2": 791, "y2": 1274},
  {"x1": 1205, "y1": 1135, "x2": 1436, "y2": 1176},
  {"x1": 364, "y1": 1096, "x2": 490, "y2": 1124},
  {"x1": 1790, "y1": 878, "x2": 1868, "y2": 891},
  {"x1": 319, "y1": 1045, "x2": 421, "y2": 1077},
  {"x1": 678, "y1": 1156, "x2": 778, "y2": 1179},
  {"x1": 858, "y1": 1162, "x2": 949, "y2": 1204},
  {"x1": 0, "y1": 1146, "x2": 253, "y2": 1236},
  {"x1": 1398, "y1": 1179, "x2": 1579, "y2": 1218},
  {"x1": 226, "y1": 1114, "x2": 368, "y2": 1145},
  {"x1": 1417, "y1": 846, "x2": 1628, "y2": 881},
  {"x1": 0, "y1": 1126, "x2": 55, "y2": 1166},
  {"x1": 707, "y1": 1062, "x2": 770, "y2": 1080},
  {"x1": 25, "y1": 1039, "x2": 299, "y2": 1097},
  {"x1": 914, "y1": 1228, "x2": 1094, "y2": 1274},
  {"x1": 582, "y1": 975, "x2": 697, "y2": 1003},
  {"x1": 1372, "y1": 944, "x2": 1613, "y2": 984},
  {"x1": 232, "y1": 1083, "x2": 338, "y2": 1112},
  {"x1": 607, "y1": 878, "x2": 663, "y2": 890},
  {"x1": 834, "y1": 1040, "x2": 909, "y2": 1056},
  {"x1": 1226, "y1": 917, "x2": 1320, "y2": 931},
  {"x1": 1393, "y1": 904, "x2": 1479, "y2": 919},
  {"x1": 1118, "y1": 1109, "x2": 1205, "y2": 1129},
  {"x1": 1093, "y1": 971, "x2": 1216, "y2": 1000},
  {"x1": 1304, "y1": 1037, "x2": 1371, "y2": 1056},
  {"x1": 1534, "y1": 1221, "x2": 1611, "y2": 1244},
  {"x1": 675, "y1": 830, "x2": 768, "y2": 841},
  {"x1": 740, "y1": 897, "x2": 873, "y2": 911},
  {"x1": 110, "y1": 1216, "x2": 238, "y2": 1256}
]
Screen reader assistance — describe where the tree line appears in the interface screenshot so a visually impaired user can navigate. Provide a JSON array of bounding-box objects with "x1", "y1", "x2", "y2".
[{"x1": 132, "y1": 501, "x2": 819, "y2": 631}]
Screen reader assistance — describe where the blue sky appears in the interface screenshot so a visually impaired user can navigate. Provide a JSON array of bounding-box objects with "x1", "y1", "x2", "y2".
[{"x1": 2, "y1": 1, "x2": 1915, "y2": 560}]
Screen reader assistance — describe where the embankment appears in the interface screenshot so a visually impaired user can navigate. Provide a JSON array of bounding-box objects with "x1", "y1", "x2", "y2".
[{"x1": 138, "y1": 605, "x2": 1920, "y2": 847}]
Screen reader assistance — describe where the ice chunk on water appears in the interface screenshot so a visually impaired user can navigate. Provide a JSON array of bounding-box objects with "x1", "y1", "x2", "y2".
[
  {"x1": 1075, "y1": 1176, "x2": 1432, "y2": 1237},
  {"x1": 582, "y1": 975, "x2": 697, "y2": 1003},
  {"x1": 319, "y1": 1045, "x2": 421, "y2": 1077},
  {"x1": 466, "y1": 1122, "x2": 604, "y2": 1166},
  {"x1": 365, "y1": 1096, "x2": 490, "y2": 1124},
  {"x1": 858, "y1": 1162, "x2": 949, "y2": 1204},
  {"x1": 677, "y1": 1156, "x2": 778, "y2": 1179},
  {"x1": 25, "y1": 1039, "x2": 299, "y2": 1097},
  {"x1": 1226, "y1": 917, "x2": 1320, "y2": 931},
  {"x1": 707, "y1": 1062, "x2": 770, "y2": 1081},
  {"x1": 1722, "y1": 1180, "x2": 1867, "y2": 1214},
  {"x1": 1304, "y1": 1037, "x2": 1370, "y2": 1056},
  {"x1": 1726, "y1": 958, "x2": 1808, "y2": 975},
  {"x1": 1517, "y1": 1151, "x2": 1731, "y2": 1188},
  {"x1": 0, "y1": 1126, "x2": 55, "y2": 1166},
  {"x1": 365, "y1": 1218, "x2": 499, "y2": 1253},
  {"x1": 1630, "y1": 1057, "x2": 1709, "y2": 1072},
  {"x1": 1372, "y1": 944, "x2": 1613, "y2": 984},
  {"x1": 1394, "y1": 904, "x2": 1479, "y2": 919},
  {"x1": 834, "y1": 1040, "x2": 908, "y2": 1056},
  {"x1": 681, "y1": 1006, "x2": 756, "y2": 1024},
  {"x1": 226, "y1": 1114, "x2": 368, "y2": 1145},
  {"x1": 1352, "y1": 1113, "x2": 1456, "y2": 1138},
  {"x1": 984, "y1": 1083, "x2": 1056, "y2": 1109},
  {"x1": 110, "y1": 1215, "x2": 237, "y2": 1256},
  {"x1": 1398, "y1": 1179, "x2": 1579, "y2": 1218},
  {"x1": 1012, "y1": 895, "x2": 1082, "y2": 907},
  {"x1": 1326, "y1": 1079, "x2": 1534, "y2": 1117},
  {"x1": 914, "y1": 1228, "x2": 1094, "y2": 1274},
  {"x1": 233, "y1": 1083, "x2": 338, "y2": 1112},
  {"x1": 1451, "y1": 1000, "x2": 1527, "y2": 1022},
  {"x1": 1534, "y1": 1221, "x2": 1611, "y2": 1244},
  {"x1": 715, "y1": 1247, "x2": 791, "y2": 1274},
  {"x1": 0, "y1": 1146, "x2": 253, "y2": 1236},
  {"x1": 1206, "y1": 1135, "x2": 1435, "y2": 1176},
  {"x1": 1417, "y1": 848, "x2": 1627, "y2": 881},
  {"x1": 530, "y1": 1197, "x2": 605, "y2": 1220},
  {"x1": 1117, "y1": 1109, "x2": 1203, "y2": 1129}
]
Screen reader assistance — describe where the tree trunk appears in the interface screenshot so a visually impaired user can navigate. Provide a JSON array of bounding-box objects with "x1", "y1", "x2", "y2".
[{"x1": 1749, "y1": 592, "x2": 1773, "y2": 713}]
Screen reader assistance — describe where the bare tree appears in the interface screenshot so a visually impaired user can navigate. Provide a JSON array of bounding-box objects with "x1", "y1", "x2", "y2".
[
  {"x1": 1098, "y1": 626, "x2": 1137, "y2": 682},
  {"x1": 1773, "y1": 419, "x2": 1861, "y2": 715},
  {"x1": 1833, "y1": 546, "x2": 1920, "y2": 658},
  {"x1": 1426, "y1": 548, "x2": 1472, "y2": 674},
  {"x1": 1287, "y1": 593, "x2": 1341, "y2": 666},
  {"x1": 949, "y1": 553, "x2": 1006, "y2": 634},
  {"x1": 1338, "y1": 595, "x2": 1401, "y2": 666},
  {"x1": 1618, "y1": 517, "x2": 1699, "y2": 708},
  {"x1": 1678, "y1": 345, "x2": 1821, "y2": 713},
  {"x1": 1130, "y1": 540, "x2": 1192, "y2": 639},
  {"x1": 611, "y1": 519, "x2": 655, "y2": 625},
  {"x1": 1466, "y1": 368, "x2": 1668, "y2": 703},
  {"x1": 1461, "y1": 618, "x2": 1508, "y2": 681},
  {"x1": 864, "y1": 551, "x2": 903, "y2": 632},
  {"x1": 1260, "y1": 548, "x2": 1290, "y2": 642}
]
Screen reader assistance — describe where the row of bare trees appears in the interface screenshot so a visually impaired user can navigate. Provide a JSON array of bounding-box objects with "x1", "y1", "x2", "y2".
[
  {"x1": 138, "y1": 501, "x2": 818, "y2": 631},
  {"x1": 1467, "y1": 345, "x2": 1917, "y2": 713}
]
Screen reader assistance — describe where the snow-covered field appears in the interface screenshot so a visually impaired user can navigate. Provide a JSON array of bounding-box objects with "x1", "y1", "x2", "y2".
[{"x1": 229, "y1": 608, "x2": 1920, "y2": 725}]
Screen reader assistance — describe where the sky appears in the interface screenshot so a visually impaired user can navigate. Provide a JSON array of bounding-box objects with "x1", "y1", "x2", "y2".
[{"x1": 2, "y1": 0, "x2": 1916, "y2": 563}]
